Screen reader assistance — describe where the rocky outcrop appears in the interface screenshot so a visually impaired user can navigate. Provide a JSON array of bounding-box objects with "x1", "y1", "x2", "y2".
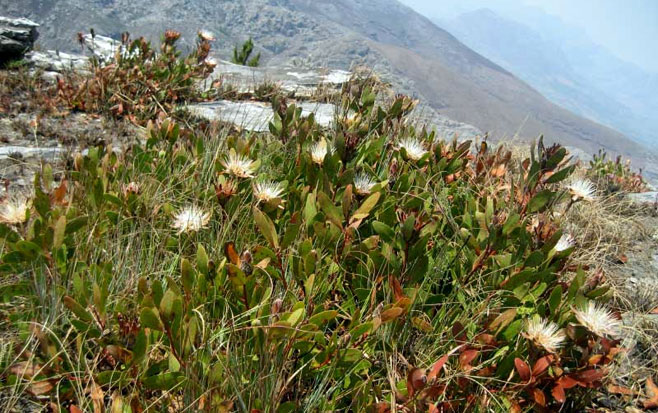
[{"x1": 0, "y1": 16, "x2": 39, "y2": 62}]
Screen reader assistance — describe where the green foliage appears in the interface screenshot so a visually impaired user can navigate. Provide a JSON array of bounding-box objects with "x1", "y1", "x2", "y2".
[
  {"x1": 588, "y1": 149, "x2": 647, "y2": 193},
  {"x1": 0, "y1": 33, "x2": 621, "y2": 413},
  {"x1": 232, "y1": 37, "x2": 261, "y2": 67}
]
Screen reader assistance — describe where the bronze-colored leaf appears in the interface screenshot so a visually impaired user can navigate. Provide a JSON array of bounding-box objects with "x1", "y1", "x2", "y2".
[
  {"x1": 459, "y1": 349, "x2": 479, "y2": 371},
  {"x1": 552, "y1": 384, "x2": 566, "y2": 403},
  {"x1": 531, "y1": 355, "x2": 554, "y2": 376},
  {"x1": 514, "y1": 358, "x2": 531, "y2": 382},
  {"x1": 642, "y1": 377, "x2": 658, "y2": 409},
  {"x1": 427, "y1": 354, "x2": 449, "y2": 382}
]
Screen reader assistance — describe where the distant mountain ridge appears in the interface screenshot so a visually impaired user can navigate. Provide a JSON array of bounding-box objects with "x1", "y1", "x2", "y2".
[
  {"x1": 3, "y1": 0, "x2": 654, "y2": 177},
  {"x1": 438, "y1": 8, "x2": 658, "y2": 150}
]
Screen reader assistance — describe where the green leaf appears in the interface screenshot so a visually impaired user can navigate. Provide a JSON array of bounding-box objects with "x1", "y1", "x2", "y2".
[
  {"x1": 0, "y1": 224, "x2": 20, "y2": 243},
  {"x1": 142, "y1": 372, "x2": 185, "y2": 391},
  {"x1": 253, "y1": 207, "x2": 279, "y2": 249},
  {"x1": 303, "y1": 192, "x2": 317, "y2": 228},
  {"x1": 500, "y1": 319, "x2": 523, "y2": 342},
  {"x1": 160, "y1": 289, "x2": 176, "y2": 319},
  {"x1": 140, "y1": 307, "x2": 162, "y2": 331},
  {"x1": 317, "y1": 192, "x2": 343, "y2": 229},
  {"x1": 527, "y1": 190, "x2": 554, "y2": 213},
  {"x1": 65, "y1": 216, "x2": 88, "y2": 235},
  {"x1": 132, "y1": 329, "x2": 148, "y2": 365},
  {"x1": 352, "y1": 192, "x2": 381, "y2": 222},
  {"x1": 15, "y1": 241, "x2": 41, "y2": 259},
  {"x1": 372, "y1": 221, "x2": 395, "y2": 242},
  {"x1": 309, "y1": 310, "x2": 338, "y2": 326},
  {"x1": 196, "y1": 244, "x2": 209, "y2": 275},
  {"x1": 546, "y1": 165, "x2": 576, "y2": 184},
  {"x1": 548, "y1": 285, "x2": 562, "y2": 315},
  {"x1": 53, "y1": 216, "x2": 67, "y2": 249},
  {"x1": 63, "y1": 296, "x2": 92, "y2": 322},
  {"x1": 181, "y1": 258, "x2": 195, "y2": 294}
]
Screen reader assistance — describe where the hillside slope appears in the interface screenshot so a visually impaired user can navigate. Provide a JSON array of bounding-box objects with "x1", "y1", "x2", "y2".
[
  {"x1": 439, "y1": 8, "x2": 658, "y2": 150},
  {"x1": 3, "y1": 0, "x2": 651, "y2": 166}
]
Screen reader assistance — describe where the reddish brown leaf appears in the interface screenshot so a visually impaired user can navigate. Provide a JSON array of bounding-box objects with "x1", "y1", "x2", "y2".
[
  {"x1": 28, "y1": 380, "x2": 54, "y2": 396},
  {"x1": 459, "y1": 349, "x2": 479, "y2": 370},
  {"x1": 407, "y1": 367, "x2": 427, "y2": 398},
  {"x1": 368, "y1": 403, "x2": 391, "y2": 413},
  {"x1": 452, "y1": 322, "x2": 467, "y2": 342},
  {"x1": 389, "y1": 275, "x2": 406, "y2": 302},
  {"x1": 557, "y1": 376, "x2": 579, "y2": 389},
  {"x1": 552, "y1": 384, "x2": 566, "y2": 403},
  {"x1": 532, "y1": 388, "x2": 546, "y2": 407},
  {"x1": 427, "y1": 354, "x2": 449, "y2": 382},
  {"x1": 607, "y1": 384, "x2": 637, "y2": 396},
  {"x1": 573, "y1": 369, "x2": 605, "y2": 387},
  {"x1": 380, "y1": 307, "x2": 404, "y2": 322},
  {"x1": 532, "y1": 355, "x2": 554, "y2": 376},
  {"x1": 643, "y1": 377, "x2": 658, "y2": 409},
  {"x1": 70, "y1": 406, "x2": 83, "y2": 413},
  {"x1": 588, "y1": 354, "x2": 604, "y2": 365},
  {"x1": 428, "y1": 403, "x2": 439, "y2": 413},
  {"x1": 514, "y1": 358, "x2": 531, "y2": 382}
]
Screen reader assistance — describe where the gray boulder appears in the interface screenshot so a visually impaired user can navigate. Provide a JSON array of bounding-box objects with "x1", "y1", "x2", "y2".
[{"x1": 0, "y1": 16, "x2": 39, "y2": 62}]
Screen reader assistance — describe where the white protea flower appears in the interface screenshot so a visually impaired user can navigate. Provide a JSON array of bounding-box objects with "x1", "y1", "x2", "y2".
[
  {"x1": 253, "y1": 181, "x2": 285, "y2": 204},
  {"x1": 222, "y1": 153, "x2": 257, "y2": 178},
  {"x1": 172, "y1": 206, "x2": 210, "y2": 234},
  {"x1": 397, "y1": 138, "x2": 428, "y2": 161},
  {"x1": 523, "y1": 318, "x2": 565, "y2": 353},
  {"x1": 566, "y1": 179, "x2": 596, "y2": 202},
  {"x1": 204, "y1": 57, "x2": 218, "y2": 68},
  {"x1": 573, "y1": 302, "x2": 621, "y2": 338},
  {"x1": 0, "y1": 197, "x2": 30, "y2": 225},
  {"x1": 198, "y1": 30, "x2": 216, "y2": 42},
  {"x1": 354, "y1": 173, "x2": 377, "y2": 195},
  {"x1": 310, "y1": 139, "x2": 331, "y2": 165},
  {"x1": 554, "y1": 233, "x2": 575, "y2": 252}
]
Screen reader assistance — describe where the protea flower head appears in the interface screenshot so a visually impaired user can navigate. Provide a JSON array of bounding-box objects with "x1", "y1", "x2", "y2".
[
  {"x1": 198, "y1": 30, "x2": 216, "y2": 42},
  {"x1": 164, "y1": 30, "x2": 181, "y2": 44},
  {"x1": 573, "y1": 302, "x2": 621, "y2": 338},
  {"x1": 253, "y1": 180, "x2": 285, "y2": 205},
  {"x1": 222, "y1": 152, "x2": 257, "y2": 178},
  {"x1": 310, "y1": 139, "x2": 331, "y2": 165},
  {"x1": 554, "y1": 233, "x2": 575, "y2": 252},
  {"x1": 122, "y1": 181, "x2": 140, "y2": 197},
  {"x1": 523, "y1": 318, "x2": 565, "y2": 353},
  {"x1": 204, "y1": 57, "x2": 218, "y2": 68},
  {"x1": 397, "y1": 137, "x2": 428, "y2": 161},
  {"x1": 172, "y1": 206, "x2": 210, "y2": 234},
  {"x1": 215, "y1": 179, "x2": 238, "y2": 202},
  {"x1": 566, "y1": 179, "x2": 596, "y2": 202},
  {"x1": 354, "y1": 173, "x2": 377, "y2": 195},
  {"x1": 0, "y1": 196, "x2": 30, "y2": 225}
]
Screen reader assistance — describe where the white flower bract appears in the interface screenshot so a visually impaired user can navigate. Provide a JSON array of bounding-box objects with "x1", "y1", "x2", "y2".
[
  {"x1": 253, "y1": 181, "x2": 285, "y2": 203},
  {"x1": 354, "y1": 173, "x2": 377, "y2": 195},
  {"x1": 0, "y1": 197, "x2": 30, "y2": 225},
  {"x1": 310, "y1": 139, "x2": 331, "y2": 165},
  {"x1": 222, "y1": 153, "x2": 257, "y2": 178},
  {"x1": 566, "y1": 179, "x2": 596, "y2": 202},
  {"x1": 172, "y1": 206, "x2": 210, "y2": 234},
  {"x1": 554, "y1": 233, "x2": 575, "y2": 252},
  {"x1": 397, "y1": 138, "x2": 428, "y2": 161},
  {"x1": 198, "y1": 30, "x2": 216, "y2": 41},
  {"x1": 523, "y1": 318, "x2": 565, "y2": 353},
  {"x1": 573, "y1": 302, "x2": 621, "y2": 338}
]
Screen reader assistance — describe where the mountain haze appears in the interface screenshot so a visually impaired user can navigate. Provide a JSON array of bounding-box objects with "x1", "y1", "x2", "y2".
[
  {"x1": 4, "y1": 0, "x2": 652, "y2": 171},
  {"x1": 438, "y1": 8, "x2": 658, "y2": 150}
]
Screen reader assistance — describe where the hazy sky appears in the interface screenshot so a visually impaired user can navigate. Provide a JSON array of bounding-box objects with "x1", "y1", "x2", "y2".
[{"x1": 399, "y1": 0, "x2": 658, "y2": 73}]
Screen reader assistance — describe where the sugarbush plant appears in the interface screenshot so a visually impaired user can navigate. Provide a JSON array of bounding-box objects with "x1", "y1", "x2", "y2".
[
  {"x1": 0, "y1": 33, "x2": 622, "y2": 413},
  {"x1": 56, "y1": 30, "x2": 217, "y2": 123}
]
